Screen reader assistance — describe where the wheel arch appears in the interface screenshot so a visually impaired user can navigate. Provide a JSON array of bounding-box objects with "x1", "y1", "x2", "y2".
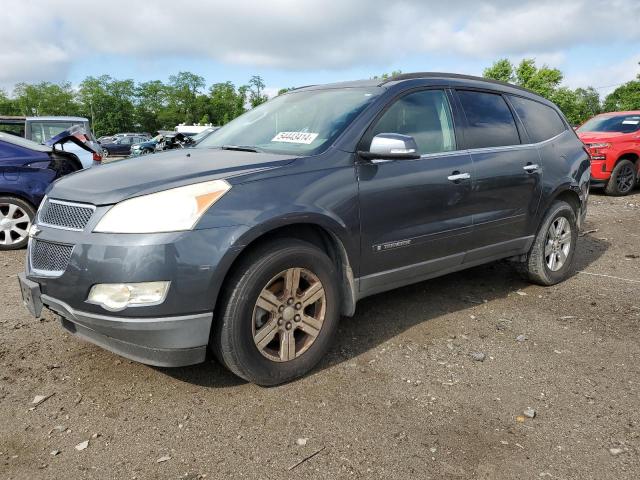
[
  {"x1": 0, "y1": 190, "x2": 39, "y2": 211},
  {"x1": 213, "y1": 219, "x2": 358, "y2": 319},
  {"x1": 538, "y1": 185, "x2": 584, "y2": 231}
]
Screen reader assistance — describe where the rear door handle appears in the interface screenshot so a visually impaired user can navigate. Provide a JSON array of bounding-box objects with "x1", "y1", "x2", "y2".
[
  {"x1": 523, "y1": 164, "x2": 540, "y2": 172},
  {"x1": 447, "y1": 172, "x2": 471, "y2": 182}
]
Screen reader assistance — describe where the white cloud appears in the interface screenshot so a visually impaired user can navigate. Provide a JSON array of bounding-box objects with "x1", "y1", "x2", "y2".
[
  {"x1": 0, "y1": 0, "x2": 638, "y2": 88},
  {"x1": 564, "y1": 53, "x2": 640, "y2": 96}
]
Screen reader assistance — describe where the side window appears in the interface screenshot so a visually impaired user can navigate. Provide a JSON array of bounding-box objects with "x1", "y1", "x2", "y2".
[
  {"x1": 370, "y1": 90, "x2": 456, "y2": 155},
  {"x1": 457, "y1": 90, "x2": 520, "y2": 149},
  {"x1": 509, "y1": 96, "x2": 567, "y2": 143}
]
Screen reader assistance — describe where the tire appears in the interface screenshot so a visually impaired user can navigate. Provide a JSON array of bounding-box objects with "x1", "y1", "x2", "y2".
[
  {"x1": 517, "y1": 200, "x2": 578, "y2": 286},
  {"x1": 211, "y1": 239, "x2": 340, "y2": 386},
  {"x1": 102, "y1": 148, "x2": 110, "y2": 158},
  {"x1": 0, "y1": 197, "x2": 35, "y2": 250},
  {"x1": 605, "y1": 159, "x2": 636, "y2": 196}
]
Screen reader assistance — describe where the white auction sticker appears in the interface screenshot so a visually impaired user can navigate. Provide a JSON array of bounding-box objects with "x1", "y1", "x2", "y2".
[
  {"x1": 271, "y1": 132, "x2": 319, "y2": 144},
  {"x1": 622, "y1": 119, "x2": 639, "y2": 125}
]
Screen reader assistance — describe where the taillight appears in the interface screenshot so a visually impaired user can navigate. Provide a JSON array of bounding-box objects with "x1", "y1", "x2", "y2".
[{"x1": 93, "y1": 152, "x2": 103, "y2": 162}]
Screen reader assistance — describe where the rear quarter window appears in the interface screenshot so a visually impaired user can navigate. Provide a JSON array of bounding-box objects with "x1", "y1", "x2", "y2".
[
  {"x1": 508, "y1": 96, "x2": 567, "y2": 143},
  {"x1": 457, "y1": 90, "x2": 520, "y2": 149}
]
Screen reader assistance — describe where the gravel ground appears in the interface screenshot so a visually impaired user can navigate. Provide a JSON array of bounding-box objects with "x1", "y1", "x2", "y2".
[{"x1": 1, "y1": 192, "x2": 639, "y2": 480}]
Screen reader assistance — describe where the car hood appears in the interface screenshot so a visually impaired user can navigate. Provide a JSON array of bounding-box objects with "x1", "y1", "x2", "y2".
[
  {"x1": 46, "y1": 125, "x2": 99, "y2": 154},
  {"x1": 48, "y1": 147, "x2": 297, "y2": 205},
  {"x1": 577, "y1": 131, "x2": 626, "y2": 143}
]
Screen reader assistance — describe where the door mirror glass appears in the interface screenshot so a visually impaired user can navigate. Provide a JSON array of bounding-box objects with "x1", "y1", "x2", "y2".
[{"x1": 361, "y1": 133, "x2": 420, "y2": 160}]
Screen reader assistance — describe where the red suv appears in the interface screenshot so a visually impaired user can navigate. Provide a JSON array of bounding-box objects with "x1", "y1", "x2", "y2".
[{"x1": 577, "y1": 111, "x2": 640, "y2": 195}]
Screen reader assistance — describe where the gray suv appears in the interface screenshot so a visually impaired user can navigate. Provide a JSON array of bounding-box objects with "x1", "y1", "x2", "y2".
[{"x1": 19, "y1": 73, "x2": 590, "y2": 385}]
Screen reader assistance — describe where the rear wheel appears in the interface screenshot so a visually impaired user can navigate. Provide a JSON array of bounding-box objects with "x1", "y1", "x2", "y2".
[
  {"x1": 212, "y1": 239, "x2": 340, "y2": 386},
  {"x1": 517, "y1": 200, "x2": 578, "y2": 286},
  {"x1": 0, "y1": 197, "x2": 35, "y2": 250},
  {"x1": 605, "y1": 159, "x2": 636, "y2": 196}
]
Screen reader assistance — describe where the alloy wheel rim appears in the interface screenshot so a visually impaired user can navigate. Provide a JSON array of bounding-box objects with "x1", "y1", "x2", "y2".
[
  {"x1": 545, "y1": 216, "x2": 571, "y2": 272},
  {"x1": 252, "y1": 267, "x2": 326, "y2": 362},
  {"x1": 0, "y1": 203, "x2": 31, "y2": 246},
  {"x1": 616, "y1": 164, "x2": 634, "y2": 192}
]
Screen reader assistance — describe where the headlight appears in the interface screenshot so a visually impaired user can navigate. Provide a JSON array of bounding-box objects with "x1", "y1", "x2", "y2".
[
  {"x1": 94, "y1": 179, "x2": 230, "y2": 233},
  {"x1": 87, "y1": 281, "x2": 170, "y2": 311}
]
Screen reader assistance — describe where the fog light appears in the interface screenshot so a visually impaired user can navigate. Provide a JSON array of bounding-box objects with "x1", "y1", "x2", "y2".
[{"x1": 87, "y1": 282, "x2": 170, "y2": 311}]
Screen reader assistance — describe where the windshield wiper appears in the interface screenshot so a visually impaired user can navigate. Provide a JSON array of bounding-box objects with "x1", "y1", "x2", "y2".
[{"x1": 221, "y1": 144, "x2": 262, "y2": 153}]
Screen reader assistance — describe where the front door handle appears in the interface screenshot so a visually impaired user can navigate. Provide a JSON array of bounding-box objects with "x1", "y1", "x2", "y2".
[
  {"x1": 447, "y1": 172, "x2": 471, "y2": 182},
  {"x1": 523, "y1": 164, "x2": 540, "y2": 172}
]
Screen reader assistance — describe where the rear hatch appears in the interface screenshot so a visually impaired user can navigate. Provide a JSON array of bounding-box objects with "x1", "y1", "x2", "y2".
[{"x1": 46, "y1": 125, "x2": 100, "y2": 154}]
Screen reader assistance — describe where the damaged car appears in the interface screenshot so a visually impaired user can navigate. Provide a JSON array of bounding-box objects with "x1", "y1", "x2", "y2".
[{"x1": 0, "y1": 129, "x2": 89, "y2": 249}]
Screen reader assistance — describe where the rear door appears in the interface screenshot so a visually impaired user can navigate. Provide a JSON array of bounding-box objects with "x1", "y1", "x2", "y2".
[
  {"x1": 453, "y1": 89, "x2": 542, "y2": 258},
  {"x1": 357, "y1": 88, "x2": 474, "y2": 293}
]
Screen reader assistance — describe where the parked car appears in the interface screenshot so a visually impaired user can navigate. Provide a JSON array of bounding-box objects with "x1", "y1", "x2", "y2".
[
  {"x1": 0, "y1": 116, "x2": 102, "y2": 168},
  {"x1": 577, "y1": 111, "x2": 640, "y2": 195},
  {"x1": 98, "y1": 133, "x2": 151, "y2": 145},
  {"x1": 18, "y1": 73, "x2": 589, "y2": 385},
  {"x1": 101, "y1": 135, "x2": 149, "y2": 157},
  {"x1": 0, "y1": 131, "x2": 83, "y2": 249},
  {"x1": 130, "y1": 132, "x2": 194, "y2": 156}
]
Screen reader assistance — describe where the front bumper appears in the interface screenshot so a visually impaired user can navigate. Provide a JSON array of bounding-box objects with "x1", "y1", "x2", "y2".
[
  {"x1": 45, "y1": 293, "x2": 211, "y2": 367},
  {"x1": 24, "y1": 220, "x2": 248, "y2": 366}
]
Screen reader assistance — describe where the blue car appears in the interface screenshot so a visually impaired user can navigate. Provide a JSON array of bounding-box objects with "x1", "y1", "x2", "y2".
[{"x1": 0, "y1": 132, "x2": 82, "y2": 250}]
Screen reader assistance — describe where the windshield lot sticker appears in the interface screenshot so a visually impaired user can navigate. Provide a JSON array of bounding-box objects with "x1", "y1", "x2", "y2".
[
  {"x1": 622, "y1": 119, "x2": 639, "y2": 125},
  {"x1": 272, "y1": 132, "x2": 319, "y2": 144}
]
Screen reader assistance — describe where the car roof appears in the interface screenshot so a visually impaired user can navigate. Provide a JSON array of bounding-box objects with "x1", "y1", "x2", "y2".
[
  {"x1": 0, "y1": 132, "x2": 51, "y2": 152},
  {"x1": 25, "y1": 116, "x2": 89, "y2": 122},
  {"x1": 294, "y1": 72, "x2": 544, "y2": 100}
]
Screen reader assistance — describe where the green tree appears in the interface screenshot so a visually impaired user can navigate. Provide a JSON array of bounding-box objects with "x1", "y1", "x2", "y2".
[
  {"x1": 12, "y1": 81, "x2": 79, "y2": 116},
  {"x1": 483, "y1": 60, "x2": 514, "y2": 83},
  {"x1": 277, "y1": 87, "x2": 294, "y2": 95},
  {"x1": 77, "y1": 75, "x2": 136, "y2": 137},
  {"x1": 167, "y1": 71, "x2": 206, "y2": 124},
  {"x1": 0, "y1": 88, "x2": 19, "y2": 115},
  {"x1": 209, "y1": 81, "x2": 247, "y2": 125},
  {"x1": 603, "y1": 75, "x2": 640, "y2": 112},
  {"x1": 135, "y1": 80, "x2": 168, "y2": 133},
  {"x1": 248, "y1": 75, "x2": 268, "y2": 108}
]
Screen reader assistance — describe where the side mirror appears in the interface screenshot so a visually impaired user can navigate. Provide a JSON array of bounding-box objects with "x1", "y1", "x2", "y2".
[{"x1": 359, "y1": 133, "x2": 420, "y2": 160}]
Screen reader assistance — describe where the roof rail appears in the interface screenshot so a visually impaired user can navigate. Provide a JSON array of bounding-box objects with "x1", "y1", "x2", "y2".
[{"x1": 379, "y1": 72, "x2": 536, "y2": 95}]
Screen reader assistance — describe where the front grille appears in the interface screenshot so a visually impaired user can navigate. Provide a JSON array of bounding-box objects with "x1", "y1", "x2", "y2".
[
  {"x1": 30, "y1": 240, "x2": 73, "y2": 274},
  {"x1": 40, "y1": 200, "x2": 94, "y2": 230}
]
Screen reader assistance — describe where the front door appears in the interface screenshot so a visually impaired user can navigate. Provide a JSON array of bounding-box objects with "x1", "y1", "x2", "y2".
[{"x1": 357, "y1": 89, "x2": 474, "y2": 294}]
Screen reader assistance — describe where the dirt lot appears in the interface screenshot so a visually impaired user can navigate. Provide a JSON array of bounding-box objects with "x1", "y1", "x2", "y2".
[{"x1": 1, "y1": 192, "x2": 639, "y2": 480}]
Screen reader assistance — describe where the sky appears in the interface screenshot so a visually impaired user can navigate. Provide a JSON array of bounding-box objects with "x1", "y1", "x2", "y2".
[{"x1": 1, "y1": 0, "x2": 639, "y2": 97}]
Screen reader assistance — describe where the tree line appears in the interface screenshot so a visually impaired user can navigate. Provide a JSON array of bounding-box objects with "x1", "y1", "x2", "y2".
[
  {"x1": 0, "y1": 72, "x2": 272, "y2": 137},
  {"x1": 0, "y1": 61, "x2": 638, "y2": 137}
]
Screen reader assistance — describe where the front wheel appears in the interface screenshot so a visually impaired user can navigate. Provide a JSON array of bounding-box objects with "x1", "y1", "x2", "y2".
[
  {"x1": 212, "y1": 239, "x2": 340, "y2": 386},
  {"x1": 517, "y1": 200, "x2": 578, "y2": 286},
  {"x1": 605, "y1": 159, "x2": 636, "y2": 196}
]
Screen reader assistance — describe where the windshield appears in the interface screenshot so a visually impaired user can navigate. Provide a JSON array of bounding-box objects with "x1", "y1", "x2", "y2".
[
  {"x1": 578, "y1": 114, "x2": 640, "y2": 134},
  {"x1": 198, "y1": 87, "x2": 383, "y2": 155}
]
